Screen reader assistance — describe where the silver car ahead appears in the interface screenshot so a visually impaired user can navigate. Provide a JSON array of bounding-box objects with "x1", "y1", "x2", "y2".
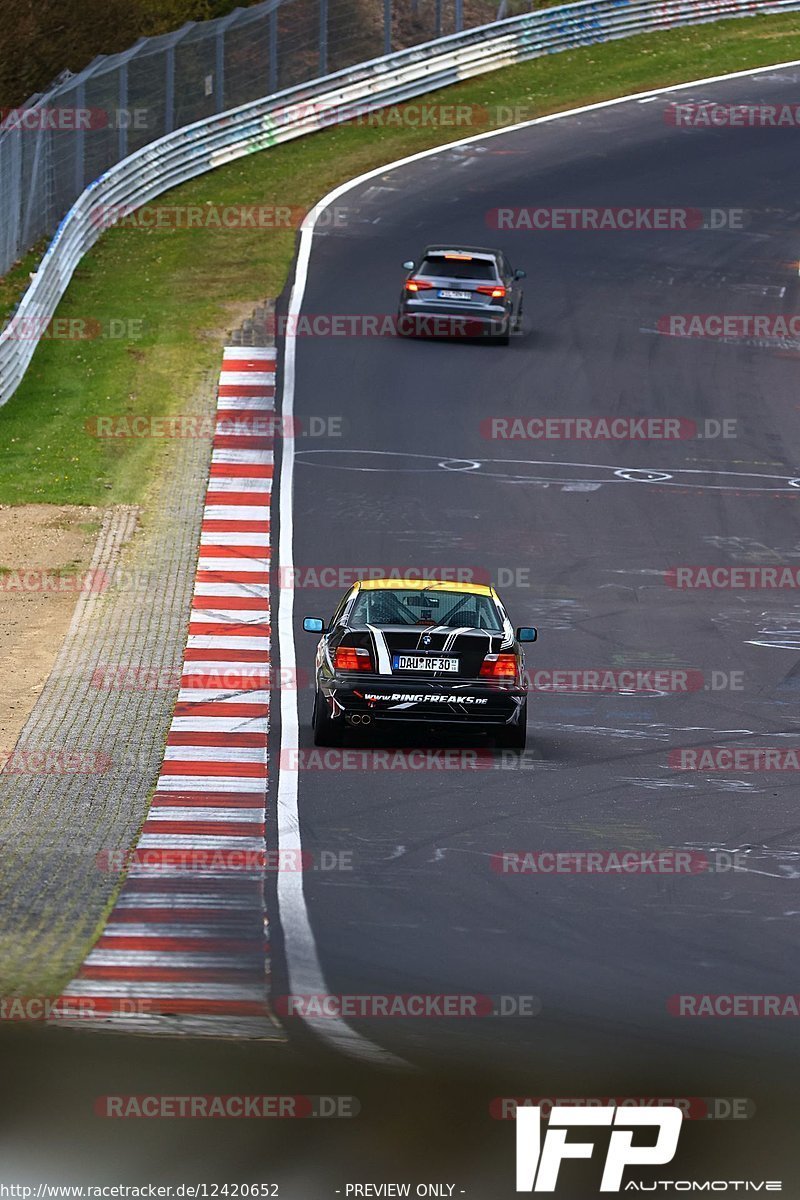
[{"x1": 397, "y1": 245, "x2": 525, "y2": 344}]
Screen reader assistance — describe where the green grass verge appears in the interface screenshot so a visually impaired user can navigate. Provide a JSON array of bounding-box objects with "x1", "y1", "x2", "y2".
[
  {"x1": 2, "y1": 11, "x2": 800, "y2": 506},
  {"x1": 0, "y1": 239, "x2": 49, "y2": 328}
]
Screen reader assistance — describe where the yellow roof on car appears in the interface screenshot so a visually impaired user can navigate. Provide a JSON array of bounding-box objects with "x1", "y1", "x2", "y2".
[{"x1": 355, "y1": 578, "x2": 495, "y2": 597}]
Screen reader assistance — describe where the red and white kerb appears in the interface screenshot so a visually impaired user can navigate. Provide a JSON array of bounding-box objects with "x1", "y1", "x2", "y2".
[{"x1": 54, "y1": 347, "x2": 276, "y2": 1038}]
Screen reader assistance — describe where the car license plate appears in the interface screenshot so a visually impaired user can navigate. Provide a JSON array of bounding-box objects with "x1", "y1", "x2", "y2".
[
  {"x1": 438, "y1": 289, "x2": 471, "y2": 300},
  {"x1": 393, "y1": 655, "x2": 458, "y2": 672}
]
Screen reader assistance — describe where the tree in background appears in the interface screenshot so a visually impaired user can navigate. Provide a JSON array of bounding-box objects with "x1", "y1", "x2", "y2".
[{"x1": 0, "y1": 0, "x2": 263, "y2": 109}]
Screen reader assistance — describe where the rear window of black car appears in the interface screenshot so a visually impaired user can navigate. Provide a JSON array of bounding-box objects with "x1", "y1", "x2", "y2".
[
  {"x1": 418, "y1": 256, "x2": 498, "y2": 281},
  {"x1": 350, "y1": 589, "x2": 504, "y2": 631}
]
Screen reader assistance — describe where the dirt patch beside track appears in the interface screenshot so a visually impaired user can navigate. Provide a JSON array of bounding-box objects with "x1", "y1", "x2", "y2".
[{"x1": 0, "y1": 505, "x2": 101, "y2": 752}]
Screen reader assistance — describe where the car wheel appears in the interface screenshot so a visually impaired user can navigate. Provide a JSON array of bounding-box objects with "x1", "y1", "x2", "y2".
[
  {"x1": 494, "y1": 317, "x2": 511, "y2": 346},
  {"x1": 513, "y1": 301, "x2": 524, "y2": 333},
  {"x1": 313, "y1": 689, "x2": 344, "y2": 746},
  {"x1": 495, "y1": 704, "x2": 527, "y2": 750}
]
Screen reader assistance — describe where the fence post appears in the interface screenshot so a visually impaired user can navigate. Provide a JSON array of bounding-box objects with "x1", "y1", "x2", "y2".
[
  {"x1": 0, "y1": 131, "x2": 23, "y2": 273},
  {"x1": 384, "y1": 0, "x2": 392, "y2": 55},
  {"x1": 215, "y1": 28, "x2": 225, "y2": 111},
  {"x1": 319, "y1": 0, "x2": 329, "y2": 76},
  {"x1": 269, "y1": 6, "x2": 279, "y2": 92},
  {"x1": 21, "y1": 121, "x2": 45, "y2": 249},
  {"x1": 118, "y1": 63, "x2": 129, "y2": 159},
  {"x1": 435, "y1": 0, "x2": 442, "y2": 36},
  {"x1": 74, "y1": 81, "x2": 86, "y2": 196},
  {"x1": 455, "y1": 0, "x2": 463, "y2": 32},
  {"x1": 214, "y1": 14, "x2": 240, "y2": 113},
  {"x1": 165, "y1": 45, "x2": 176, "y2": 133}
]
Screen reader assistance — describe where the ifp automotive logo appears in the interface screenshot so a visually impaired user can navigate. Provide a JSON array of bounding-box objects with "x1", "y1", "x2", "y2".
[
  {"x1": 514, "y1": 1105, "x2": 782, "y2": 1192},
  {"x1": 516, "y1": 1104, "x2": 682, "y2": 1192}
]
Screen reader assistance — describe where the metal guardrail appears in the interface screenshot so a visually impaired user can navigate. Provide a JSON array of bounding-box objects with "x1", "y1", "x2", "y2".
[{"x1": 1, "y1": 0, "x2": 796, "y2": 408}]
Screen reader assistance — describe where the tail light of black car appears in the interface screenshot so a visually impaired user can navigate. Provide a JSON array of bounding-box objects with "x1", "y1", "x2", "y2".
[
  {"x1": 476, "y1": 285, "x2": 506, "y2": 299},
  {"x1": 334, "y1": 645, "x2": 374, "y2": 672},
  {"x1": 404, "y1": 279, "x2": 434, "y2": 293},
  {"x1": 479, "y1": 652, "x2": 520, "y2": 681}
]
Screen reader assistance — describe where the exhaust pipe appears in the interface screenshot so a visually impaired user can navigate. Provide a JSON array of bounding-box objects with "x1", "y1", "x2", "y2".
[{"x1": 346, "y1": 713, "x2": 372, "y2": 726}]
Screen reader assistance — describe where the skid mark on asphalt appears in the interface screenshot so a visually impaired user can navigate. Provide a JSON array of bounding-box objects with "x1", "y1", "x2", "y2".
[{"x1": 51, "y1": 347, "x2": 279, "y2": 1038}]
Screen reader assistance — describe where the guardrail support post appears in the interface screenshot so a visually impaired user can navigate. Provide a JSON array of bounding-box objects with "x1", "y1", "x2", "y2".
[{"x1": 455, "y1": 0, "x2": 463, "y2": 32}]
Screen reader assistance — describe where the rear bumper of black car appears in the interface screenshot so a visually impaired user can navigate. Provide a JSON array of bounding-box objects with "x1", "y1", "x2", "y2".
[{"x1": 320, "y1": 674, "x2": 526, "y2": 729}]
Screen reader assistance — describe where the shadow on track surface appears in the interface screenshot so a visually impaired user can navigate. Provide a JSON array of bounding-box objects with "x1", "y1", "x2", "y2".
[{"x1": 0, "y1": 1025, "x2": 797, "y2": 1195}]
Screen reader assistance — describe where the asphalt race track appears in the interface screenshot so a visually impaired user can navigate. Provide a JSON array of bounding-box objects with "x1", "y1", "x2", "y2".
[{"x1": 270, "y1": 64, "x2": 800, "y2": 1079}]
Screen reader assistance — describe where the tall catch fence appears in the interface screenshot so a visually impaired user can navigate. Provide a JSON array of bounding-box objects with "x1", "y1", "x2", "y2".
[{"x1": 0, "y1": 0, "x2": 500, "y2": 275}]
